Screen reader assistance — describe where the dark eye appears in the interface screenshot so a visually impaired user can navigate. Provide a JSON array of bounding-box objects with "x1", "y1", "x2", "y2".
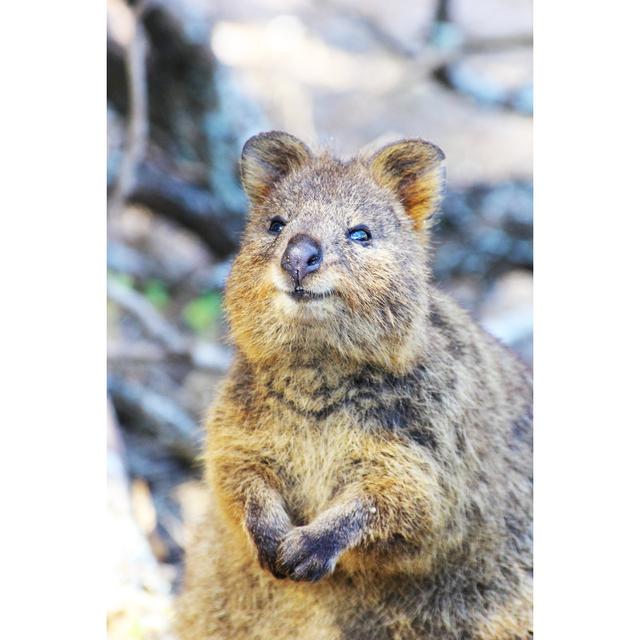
[
  {"x1": 348, "y1": 226, "x2": 372, "y2": 243},
  {"x1": 268, "y1": 217, "x2": 286, "y2": 234}
]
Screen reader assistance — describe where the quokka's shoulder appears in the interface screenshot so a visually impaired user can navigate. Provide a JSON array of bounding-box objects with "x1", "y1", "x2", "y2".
[{"x1": 426, "y1": 287, "x2": 532, "y2": 379}]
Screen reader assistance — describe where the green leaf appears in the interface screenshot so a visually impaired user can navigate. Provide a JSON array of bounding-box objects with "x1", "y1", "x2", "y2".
[
  {"x1": 182, "y1": 292, "x2": 222, "y2": 333},
  {"x1": 143, "y1": 279, "x2": 170, "y2": 310},
  {"x1": 108, "y1": 271, "x2": 135, "y2": 289}
]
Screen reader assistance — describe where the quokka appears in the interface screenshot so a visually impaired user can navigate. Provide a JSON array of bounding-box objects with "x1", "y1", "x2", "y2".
[{"x1": 175, "y1": 131, "x2": 533, "y2": 640}]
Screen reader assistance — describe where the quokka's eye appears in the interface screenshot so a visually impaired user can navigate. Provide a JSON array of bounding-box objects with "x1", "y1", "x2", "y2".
[
  {"x1": 268, "y1": 217, "x2": 286, "y2": 234},
  {"x1": 348, "y1": 226, "x2": 372, "y2": 243}
]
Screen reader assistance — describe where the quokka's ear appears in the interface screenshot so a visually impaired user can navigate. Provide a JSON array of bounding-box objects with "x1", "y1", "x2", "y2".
[
  {"x1": 369, "y1": 139, "x2": 445, "y2": 232},
  {"x1": 240, "y1": 131, "x2": 312, "y2": 205}
]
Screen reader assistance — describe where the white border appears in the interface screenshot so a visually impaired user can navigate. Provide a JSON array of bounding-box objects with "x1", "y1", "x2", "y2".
[
  {"x1": 535, "y1": 1, "x2": 640, "y2": 637},
  {"x1": 0, "y1": 1, "x2": 105, "y2": 638}
]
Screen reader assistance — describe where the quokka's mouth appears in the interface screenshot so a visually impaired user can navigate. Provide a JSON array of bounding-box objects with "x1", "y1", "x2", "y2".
[{"x1": 287, "y1": 287, "x2": 333, "y2": 302}]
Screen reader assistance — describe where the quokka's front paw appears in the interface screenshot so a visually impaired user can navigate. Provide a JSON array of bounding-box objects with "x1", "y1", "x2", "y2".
[
  {"x1": 245, "y1": 507, "x2": 291, "y2": 579},
  {"x1": 276, "y1": 525, "x2": 342, "y2": 582},
  {"x1": 254, "y1": 532, "x2": 289, "y2": 579}
]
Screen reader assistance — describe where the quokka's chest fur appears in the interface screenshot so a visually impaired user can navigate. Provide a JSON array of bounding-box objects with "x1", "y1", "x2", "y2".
[
  {"x1": 220, "y1": 338, "x2": 493, "y2": 525},
  {"x1": 244, "y1": 365, "x2": 414, "y2": 522}
]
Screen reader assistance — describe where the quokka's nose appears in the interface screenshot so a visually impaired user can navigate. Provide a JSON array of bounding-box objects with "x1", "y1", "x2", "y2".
[{"x1": 281, "y1": 234, "x2": 323, "y2": 286}]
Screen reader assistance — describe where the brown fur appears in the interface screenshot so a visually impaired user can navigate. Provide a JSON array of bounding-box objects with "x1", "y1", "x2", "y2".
[{"x1": 175, "y1": 132, "x2": 533, "y2": 639}]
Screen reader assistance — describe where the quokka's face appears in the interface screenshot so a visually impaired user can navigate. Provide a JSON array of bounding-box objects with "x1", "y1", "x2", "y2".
[
  {"x1": 239, "y1": 164, "x2": 420, "y2": 325},
  {"x1": 225, "y1": 132, "x2": 445, "y2": 365}
]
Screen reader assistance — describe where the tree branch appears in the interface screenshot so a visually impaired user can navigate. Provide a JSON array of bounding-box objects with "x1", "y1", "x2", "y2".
[
  {"x1": 107, "y1": 278, "x2": 231, "y2": 372},
  {"x1": 109, "y1": 375, "x2": 201, "y2": 463},
  {"x1": 108, "y1": 0, "x2": 149, "y2": 218},
  {"x1": 128, "y1": 162, "x2": 244, "y2": 257}
]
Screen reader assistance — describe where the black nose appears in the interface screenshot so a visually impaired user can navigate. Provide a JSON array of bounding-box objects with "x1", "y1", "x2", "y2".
[{"x1": 281, "y1": 234, "x2": 323, "y2": 286}]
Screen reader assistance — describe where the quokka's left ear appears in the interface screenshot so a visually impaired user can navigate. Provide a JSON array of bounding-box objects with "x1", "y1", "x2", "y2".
[
  {"x1": 240, "y1": 131, "x2": 312, "y2": 206},
  {"x1": 369, "y1": 139, "x2": 445, "y2": 232}
]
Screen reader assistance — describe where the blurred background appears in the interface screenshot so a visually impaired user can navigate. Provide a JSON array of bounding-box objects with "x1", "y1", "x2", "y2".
[{"x1": 107, "y1": 0, "x2": 532, "y2": 637}]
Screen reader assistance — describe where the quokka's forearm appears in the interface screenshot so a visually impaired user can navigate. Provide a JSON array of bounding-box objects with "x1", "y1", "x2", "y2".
[
  {"x1": 274, "y1": 483, "x2": 438, "y2": 582},
  {"x1": 325, "y1": 453, "x2": 446, "y2": 552},
  {"x1": 313, "y1": 482, "x2": 438, "y2": 552},
  {"x1": 360, "y1": 483, "x2": 440, "y2": 546},
  {"x1": 212, "y1": 455, "x2": 293, "y2": 576},
  {"x1": 213, "y1": 456, "x2": 287, "y2": 521}
]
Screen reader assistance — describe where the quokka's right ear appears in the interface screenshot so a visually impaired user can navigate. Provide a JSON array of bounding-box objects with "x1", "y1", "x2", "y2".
[
  {"x1": 240, "y1": 131, "x2": 312, "y2": 205},
  {"x1": 369, "y1": 139, "x2": 445, "y2": 233}
]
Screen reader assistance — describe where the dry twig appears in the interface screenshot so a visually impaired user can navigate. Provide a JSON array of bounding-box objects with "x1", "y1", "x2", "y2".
[
  {"x1": 109, "y1": 376, "x2": 201, "y2": 463},
  {"x1": 107, "y1": 278, "x2": 231, "y2": 372}
]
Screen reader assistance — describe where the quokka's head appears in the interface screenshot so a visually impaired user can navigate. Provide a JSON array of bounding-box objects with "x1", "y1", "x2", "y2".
[{"x1": 225, "y1": 131, "x2": 445, "y2": 368}]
